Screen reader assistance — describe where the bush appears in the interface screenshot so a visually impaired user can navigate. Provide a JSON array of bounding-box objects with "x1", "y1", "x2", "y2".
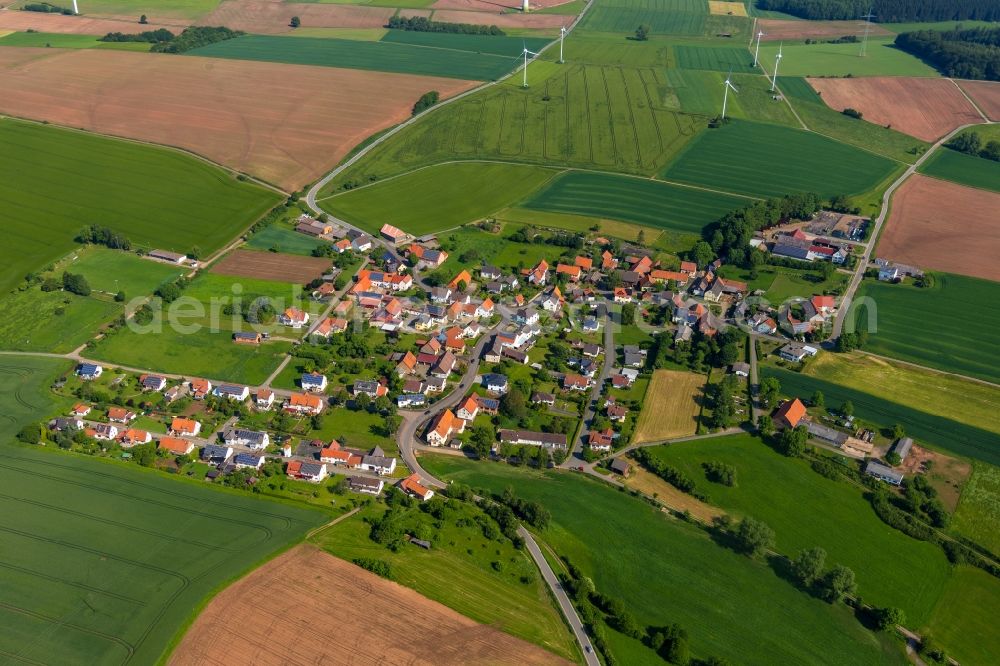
[
  {"x1": 703, "y1": 460, "x2": 737, "y2": 486},
  {"x1": 17, "y1": 423, "x2": 42, "y2": 444},
  {"x1": 412, "y1": 90, "x2": 440, "y2": 116},
  {"x1": 842, "y1": 107, "x2": 863, "y2": 119},
  {"x1": 352, "y1": 557, "x2": 393, "y2": 579},
  {"x1": 735, "y1": 517, "x2": 774, "y2": 558}
]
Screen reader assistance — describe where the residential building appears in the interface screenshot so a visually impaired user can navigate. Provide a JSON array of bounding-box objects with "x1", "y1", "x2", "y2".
[
  {"x1": 400, "y1": 474, "x2": 435, "y2": 501},
  {"x1": 532, "y1": 392, "x2": 555, "y2": 406},
  {"x1": 730, "y1": 362, "x2": 750, "y2": 377},
  {"x1": 158, "y1": 436, "x2": 194, "y2": 456},
  {"x1": 397, "y1": 394, "x2": 426, "y2": 409},
  {"x1": 107, "y1": 407, "x2": 136, "y2": 423},
  {"x1": 563, "y1": 373, "x2": 590, "y2": 391},
  {"x1": 427, "y1": 409, "x2": 464, "y2": 446},
  {"x1": 865, "y1": 461, "x2": 904, "y2": 485},
  {"x1": 301, "y1": 373, "x2": 328, "y2": 392},
  {"x1": 50, "y1": 417, "x2": 83, "y2": 432},
  {"x1": 201, "y1": 444, "x2": 233, "y2": 465},
  {"x1": 139, "y1": 374, "x2": 167, "y2": 391},
  {"x1": 214, "y1": 384, "x2": 250, "y2": 401},
  {"x1": 588, "y1": 429, "x2": 614, "y2": 452},
  {"x1": 361, "y1": 447, "x2": 397, "y2": 476},
  {"x1": 233, "y1": 452, "x2": 265, "y2": 470},
  {"x1": 350, "y1": 476, "x2": 384, "y2": 495},
  {"x1": 353, "y1": 380, "x2": 388, "y2": 399},
  {"x1": 774, "y1": 398, "x2": 807, "y2": 429},
  {"x1": 279, "y1": 307, "x2": 310, "y2": 328},
  {"x1": 286, "y1": 460, "x2": 329, "y2": 483},
  {"x1": 170, "y1": 417, "x2": 201, "y2": 437},
  {"x1": 498, "y1": 429, "x2": 568, "y2": 450},
  {"x1": 189, "y1": 378, "x2": 212, "y2": 400},
  {"x1": 314, "y1": 317, "x2": 348, "y2": 338},
  {"x1": 76, "y1": 363, "x2": 103, "y2": 380},
  {"x1": 285, "y1": 392, "x2": 325, "y2": 415},
  {"x1": 223, "y1": 428, "x2": 270, "y2": 450},
  {"x1": 481, "y1": 373, "x2": 508, "y2": 394},
  {"x1": 778, "y1": 343, "x2": 818, "y2": 363},
  {"x1": 256, "y1": 389, "x2": 275, "y2": 410}
]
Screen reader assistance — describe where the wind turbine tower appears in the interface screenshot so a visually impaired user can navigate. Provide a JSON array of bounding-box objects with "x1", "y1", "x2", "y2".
[
  {"x1": 721, "y1": 71, "x2": 739, "y2": 120},
  {"x1": 860, "y1": 8, "x2": 876, "y2": 57},
  {"x1": 753, "y1": 30, "x2": 764, "y2": 68},
  {"x1": 521, "y1": 46, "x2": 539, "y2": 88},
  {"x1": 771, "y1": 42, "x2": 783, "y2": 92},
  {"x1": 559, "y1": 26, "x2": 567, "y2": 63},
  {"x1": 522, "y1": 0, "x2": 529, "y2": 11},
  {"x1": 73, "y1": 0, "x2": 79, "y2": 13}
]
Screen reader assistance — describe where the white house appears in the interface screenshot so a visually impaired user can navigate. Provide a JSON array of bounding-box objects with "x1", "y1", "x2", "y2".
[
  {"x1": 301, "y1": 373, "x2": 328, "y2": 392},
  {"x1": 279, "y1": 308, "x2": 310, "y2": 328}
]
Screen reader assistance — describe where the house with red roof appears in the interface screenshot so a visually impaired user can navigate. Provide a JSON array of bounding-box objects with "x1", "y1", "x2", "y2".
[{"x1": 775, "y1": 398, "x2": 807, "y2": 429}]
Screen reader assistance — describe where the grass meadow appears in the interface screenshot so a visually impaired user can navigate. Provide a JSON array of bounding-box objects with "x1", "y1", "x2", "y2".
[
  {"x1": 646, "y1": 434, "x2": 952, "y2": 626},
  {"x1": 496, "y1": 207, "x2": 663, "y2": 243},
  {"x1": 925, "y1": 566, "x2": 1000, "y2": 666},
  {"x1": 321, "y1": 162, "x2": 558, "y2": 235},
  {"x1": 919, "y1": 148, "x2": 1000, "y2": 194},
  {"x1": 379, "y1": 30, "x2": 551, "y2": 57},
  {"x1": 0, "y1": 31, "x2": 152, "y2": 50},
  {"x1": 953, "y1": 463, "x2": 1000, "y2": 556},
  {"x1": 0, "y1": 118, "x2": 280, "y2": 295},
  {"x1": 62, "y1": 248, "x2": 186, "y2": 297},
  {"x1": 757, "y1": 38, "x2": 940, "y2": 77},
  {"x1": 188, "y1": 34, "x2": 545, "y2": 80},
  {"x1": 661, "y1": 119, "x2": 898, "y2": 197},
  {"x1": 32, "y1": 0, "x2": 221, "y2": 17},
  {"x1": 312, "y1": 501, "x2": 578, "y2": 661},
  {"x1": 0, "y1": 288, "x2": 121, "y2": 354},
  {"x1": 521, "y1": 170, "x2": 749, "y2": 233},
  {"x1": 717, "y1": 263, "x2": 849, "y2": 303},
  {"x1": 854, "y1": 275, "x2": 1000, "y2": 385},
  {"x1": 244, "y1": 225, "x2": 327, "y2": 256},
  {"x1": 421, "y1": 454, "x2": 908, "y2": 666},
  {"x1": 0, "y1": 443, "x2": 324, "y2": 664},
  {"x1": 579, "y1": 0, "x2": 708, "y2": 35},
  {"x1": 0, "y1": 355, "x2": 74, "y2": 441}
]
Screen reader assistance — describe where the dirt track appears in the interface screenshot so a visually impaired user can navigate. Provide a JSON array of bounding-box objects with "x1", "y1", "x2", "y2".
[
  {"x1": 169, "y1": 545, "x2": 571, "y2": 666},
  {"x1": 808, "y1": 77, "x2": 982, "y2": 142},
  {"x1": 0, "y1": 48, "x2": 476, "y2": 190},
  {"x1": 958, "y1": 80, "x2": 1000, "y2": 121},
  {"x1": 877, "y1": 174, "x2": 1000, "y2": 282},
  {"x1": 756, "y1": 18, "x2": 891, "y2": 41}
]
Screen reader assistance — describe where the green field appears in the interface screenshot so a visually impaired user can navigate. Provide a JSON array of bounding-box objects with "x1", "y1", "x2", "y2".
[
  {"x1": 953, "y1": 463, "x2": 1000, "y2": 556},
  {"x1": 63, "y1": 248, "x2": 186, "y2": 297},
  {"x1": 925, "y1": 566, "x2": 1000, "y2": 666},
  {"x1": 312, "y1": 501, "x2": 578, "y2": 661},
  {"x1": 521, "y1": 170, "x2": 749, "y2": 233},
  {"x1": 10, "y1": 0, "x2": 221, "y2": 16},
  {"x1": 540, "y1": 33, "x2": 676, "y2": 67},
  {"x1": 188, "y1": 34, "x2": 531, "y2": 80},
  {"x1": 919, "y1": 148, "x2": 1000, "y2": 194},
  {"x1": 243, "y1": 225, "x2": 328, "y2": 256},
  {"x1": 0, "y1": 31, "x2": 152, "y2": 50},
  {"x1": 379, "y1": 30, "x2": 550, "y2": 57},
  {"x1": 717, "y1": 263, "x2": 848, "y2": 303},
  {"x1": 0, "y1": 355, "x2": 74, "y2": 441},
  {"x1": 0, "y1": 443, "x2": 324, "y2": 664},
  {"x1": 757, "y1": 38, "x2": 939, "y2": 77},
  {"x1": 674, "y1": 44, "x2": 757, "y2": 73},
  {"x1": 421, "y1": 454, "x2": 907, "y2": 665},
  {"x1": 0, "y1": 287, "x2": 122, "y2": 354},
  {"x1": 662, "y1": 119, "x2": 898, "y2": 197},
  {"x1": 853, "y1": 275, "x2": 1000, "y2": 385},
  {"x1": 646, "y1": 434, "x2": 951, "y2": 625},
  {"x1": 579, "y1": 0, "x2": 708, "y2": 35},
  {"x1": 0, "y1": 118, "x2": 280, "y2": 295},
  {"x1": 321, "y1": 162, "x2": 557, "y2": 235},
  {"x1": 323, "y1": 61, "x2": 707, "y2": 187},
  {"x1": 662, "y1": 69, "x2": 800, "y2": 126}
]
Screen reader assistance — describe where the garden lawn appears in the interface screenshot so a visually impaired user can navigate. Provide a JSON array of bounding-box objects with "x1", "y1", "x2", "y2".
[
  {"x1": 854, "y1": 274, "x2": 1000, "y2": 385},
  {"x1": 924, "y1": 566, "x2": 1000, "y2": 666},
  {"x1": 661, "y1": 119, "x2": 897, "y2": 198},
  {"x1": 244, "y1": 225, "x2": 327, "y2": 256},
  {"x1": 757, "y1": 38, "x2": 939, "y2": 77},
  {"x1": 311, "y1": 501, "x2": 577, "y2": 661},
  {"x1": 0, "y1": 355, "x2": 74, "y2": 442},
  {"x1": 717, "y1": 263, "x2": 848, "y2": 304},
  {"x1": 308, "y1": 406, "x2": 397, "y2": 456},
  {"x1": 0, "y1": 443, "x2": 324, "y2": 665},
  {"x1": 421, "y1": 454, "x2": 908, "y2": 666},
  {"x1": 952, "y1": 462, "x2": 1000, "y2": 556},
  {"x1": 522, "y1": 170, "x2": 749, "y2": 233},
  {"x1": 320, "y1": 163, "x2": 558, "y2": 235},
  {"x1": 0, "y1": 118, "x2": 280, "y2": 294},
  {"x1": 919, "y1": 148, "x2": 1000, "y2": 194},
  {"x1": 646, "y1": 433, "x2": 951, "y2": 625}
]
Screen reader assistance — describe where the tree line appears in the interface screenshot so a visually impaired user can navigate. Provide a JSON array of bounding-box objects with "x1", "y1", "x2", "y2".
[
  {"x1": 756, "y1": 0, "x2": 1000, "y2": 22},
  {"x1": 99, "y1": 28, "x2": 175, "y2": 43},
  {"x1": 98, "y1": 26, "x2": 244, "y2": 53},
  {"x1": 948, "y1": 130, "x2": 1000, "y2": 160},
  {"x1": 895, "y1": 27, "x2": 1000, "y2": 80},
  {"x1": 386, "y1": 15, "x2": 506, "y2": 36}
]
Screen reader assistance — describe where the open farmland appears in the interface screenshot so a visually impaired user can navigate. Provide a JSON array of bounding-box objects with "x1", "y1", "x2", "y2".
[
  {"x1": 0, "y1": 31, "x2": 151, "y2": 50},
  {"x1": 421, "y1": 454, "x2": 908, "y2": 666},
  {"x1": 579, "y1": 0, "x2": 708, "y2": 35},
  {"x1": 324, "y1": 62, "x2": 707, "y2": 187},
  {"x1": 632, "y1": 370, "x2": 704, "y2": 443},
  {"x1": 958, "y1": 80, "x2": 1000, "y2": 121},
  {"x1": 953, "y1": 463, "x2": 1000, "y2": 556},
  {"x1": 0, "y1": 11, "x2": 183, "y2": 34},
  {"x1": 171, "y1": 544, "x2": 571, "y2": 665},
  {"x1": 807, "y1": 77, "x2": 983, "y2": 142},
  {"x1": 876, "y1": 174, "x2": 1000, "y2": 282},
  {"x1": 673, "y1": 44, "x2": 757, "y2": 73},
  {"x1": 0, "y1": 48, "x2": 476, "y2": 190},
  {"x1": 322, "y1": 162, "x2": 556, "y2": 235},
  {"x1": 662, "y1": 119, "x2": 897, "y2": 198},
  {"x1": 756, "y1": 18, "x2": 892, "y2": 41},
  {"x1": 645, "y1": 434, "x2": 952, "y2": 626},
  {"x1": 428, "y1": 9, "x2": 574, "y2": 29},
  {"x1": 757, "y1": 39, "x2": 939, "y2": 77},
  {"x1": 0, "y1": 444, "x2": 324, "y2": 665},
  {"x1": 920, "y1": 147, "x2": 1000, "y2": 194},
  {"x1": 35, "y1": 0, "x2": 221, "y2": 18},
  {"x1": 0, "y1": 117, "x2": 278, "y2": 295},
  {"x1": 925, "y1": 566, "x2": 1000, "y2": 666},
  {"x1": 196, "y1": 0, "x2": 394, "y2": 33},
  {"x1": 243, "y1": 225, "x2": 326, "y2": 255},
  {"x1": 0, "y1": 356, "x2": 74, "y2": 441},
  {"x1": 210, "y1": 249, "x2": 332, "y2": 283},
  {"x1": 522, "y1": 170, "x2": 748, "y2": 233},
  {"x1": 188, "y1": 33, "x2": 540, "y2": 80},
  {"x1": 379, "y1": 30, "x2": 551, "y2": 56}
]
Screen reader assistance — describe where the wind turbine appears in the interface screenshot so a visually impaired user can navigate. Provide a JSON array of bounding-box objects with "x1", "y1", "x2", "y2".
[
  {"x1": 860, "y1": 8, "x2": 876, "y2": 57},
  {"x1": 770, "y1": 42, "x2": 783, "y2": 92},
  {"x1": 520, "y1": 45, "x2": 539, "y2": 88},
  {"x1": 721, "y1": 70, "x2": 739, "y2": 120},
  {"x1": 559, "y1": 26, "x2": 567, "y2": 64},
  {"x1": 72, "y1": 0, "x2": 79, "y2": 13},
  {"x1": 753, "y1": 29, "x2": 764, "y2": 68}
]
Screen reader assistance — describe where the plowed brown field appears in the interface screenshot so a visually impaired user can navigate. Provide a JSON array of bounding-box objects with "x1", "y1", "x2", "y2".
[
  {"x1": 210, "y1": 249, "x2": 332, "y2": 283},
  {"x1": 169, "y1": 545, "x2": 571, "y2": 666},
  {"x1": 958, "y1": 80, "x2": 1000, "y2": 121},
  {"x1": 198, "y1": 0, "x2": 393, "y2": 34},
  {"x1": 757, "y1": 18, "x2": 890, "y2": 41},
  {"x1": 0, "y1": 11, "x2": 182, "y2": 34},
  {"x1": 878, "y1": 174, "x2": 1000, "y2": 282},
  {"x1": 808, "y1": 77, "x2": 983, "y2": 141},
  {"x1": 0, "y1": 48, "x2": 476, "y2": 190}
]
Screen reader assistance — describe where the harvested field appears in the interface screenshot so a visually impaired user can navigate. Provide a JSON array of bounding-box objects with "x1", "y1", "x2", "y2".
[
  {"x1": 198, "y1": 0, "x2": 394, "y2": 34},
  {"x1": 0, "y1": 11, "x2": 183, "y2": 34},
  {"x1": 624, "y1": 465, "x2": 725, "y2": 522},
  {"x1": 877, "y1": 174, "x2": 1000, "y2": 282},
  {"x1": 210, "y1": 249, "x2": 331, "y2": 283},
  {"x1": 632, "y1": 370, "x2": 704, "y2": 443},
  {"x1": 708, "y1": 1, "x2": 747, "y2": 16},
  {"x1": 0, "y1": 48, "x2": 475, "y2": 190},
  {"x1": 807, "y1": 77, "x2": 982, "y2": 141},
  {"x1": 958, "y1": 79, "x2": 1000, "y2": 121},
  {"x1": 757, "y1": 18, "x2": 890, "y2": 41},
  {"x1": 170, "y1": 544, "x2": 570, "y2": 666}
]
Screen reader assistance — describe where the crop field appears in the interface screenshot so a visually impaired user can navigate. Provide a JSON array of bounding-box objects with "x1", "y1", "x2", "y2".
[
  {"x1": 522, "y1": 170, "x2": 748, "y2": 233},
  {"x1": 379, "y1": 30, "x2": 551, "y2": 57},
  {"x1": 579, "y1": 0, "x2": 707, "y2": 35},
  {"x1": 243, "y1": 225, "x2": 327, "y2": 256},
  {"x1": 756, "y1": 18, "x2": 892, "y2": 41},
  {"x1": 662, "y1": 119, "x2": 897, "y2": 198},
  {"x1": 172, "y1": 544, "x2": 570, "y2": 665},
  {"x1": 953, "y1": 463, "x2": 1000, "y2": 556},
  {"x1": 674, "y1": 45, "x2": 756, "y2": 73},
  {"x1": 958, "y1": 80, "x2": 1000, "y2": 121},
  {"x1": 647, "y1": 434, "x2": 952, "y2": 625},
  {"x1": 421, "y1": 455, "x2": 907, "y2": 666},
  {"x1": 0, "y1": 11, "x2": 182, "y2": 35},
  {"x1": 196, "y1": 1, "x2": 395, "y2": 34},
  {"x1": 325, "y1": 62, "x2": 708, "y2": 187},
  {"x1": 496, "y1": 207, "x2": 661, "y2": 243},
  {"x1": 778, "y1": 77, "x2": 928, "y2": 162},
  {"x1": 925, "y1": 566, "x2": 1000, "y2": 666},
  {"x1": 664, "y1": 69, "x2": 802, "y2": 126},
  {"x1": 0, "y1": 31, "x2": 151, "y2": 50},
  {"x1": 756, "y1": 38, "x2": 939, "y2": 77},
  {"x1": 0, "y1": 48, "x2": 476, "y2": 191},
  {"x1": 540, "y1": 33, "x2": 676, "y2": 67},
  {"x1": 0, "y1": 356, "x2": 74, "y2": 441},
  {"x1": 920, "y1": 148, "x2": 1000, "y2": 194},
  {"x1": 807, "y1": 77, "x2": 983, "y2": 142},
  {"x1": 312, "y1": 502, "x2": 577, "y2": 660},
  {"x1": 210, "y1": 249, "x2": 332, "y2": 283},
  {"x1": 188, "y1": 34, "x2": 535, "y2": 80},
  {"x1": 631, "y1": 370, "x2": 705, "y2": 442},
  {"x1": 763, "y1": 366, "x2": 1000, "y2": 466},
  {"x1": 321, "y1": 162, "x2": 557, "y2": 235},
  {"x1": 0, "y1": 444, "x2": 324, "y2": 665},
  {"x1": 0, "y1": 117, "x2": 278, "y2": 295},
  {"x1": 877, "y1": 175, "x2": 1000, "y2": 282},
  {"x1": 0, "y1": 288, "x2": 121, "y2": 354},
  {"x1": 45, "y1": 0, "x2": 221, "y2": 18}
]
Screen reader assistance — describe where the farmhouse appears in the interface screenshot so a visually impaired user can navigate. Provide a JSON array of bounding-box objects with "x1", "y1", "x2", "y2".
[
  {"x1": 610, "y1": 458, "x2": 631, "y2": 476},
  {"x1": 170, "y1": 417, "x2": 201, "y2": 437},
  {"x1": 158, "y1": 436, "x2": 194, "y2": 456},
  {"x1": 233, "y1": 331, "x2": 262, "y2": 345},
  {"x1": 893, "y1": 437, "x2": 914, "y2": 462},
  {"x1": 360, "y1": 447, "x2": 397, "y2": 476},
  {"x1": 774, "y1": 399, "x2": 807, "y2": 429},
  {"x1": 806, "y1": 421, "x2": 848, "y2": 448},
  {"x1": 380, "y1": 223, "x2": 407, "y2": 243},
  {"x1": 400, "y1": 474, "x2": 435, "y2": 501},
  {"x1": 498, "y1": 429, "x2": 568, "y2": 450},
  {"x1": 279, "y1": 308, "x2": 310, "y2": 328},
  {"x1": 865, "y1": 461, "x2": 904, "y2": 486}
]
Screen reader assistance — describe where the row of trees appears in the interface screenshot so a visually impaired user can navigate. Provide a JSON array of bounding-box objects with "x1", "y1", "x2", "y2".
[
  {"x1": 386, "y1": 15, "x2": 505, "y2": 36},
  {"x1": 947, "y1": 129, "x2": 1000, "y2": 161},
  {"x1": 895, "y1": 27, "x2": 1000, "y2": 80},
  {"x1": 152, "y1": 26, "x2": 245, "y2": 54},
  {"x1": 76, "y1": 224, "x2": 132, "y2": 250},
  {"x1": 99, "y1": 28, "x2": 174, "y2": 43},
  {"x1": 756, "y1": 0, "x2": 1000, "y2": 22}
]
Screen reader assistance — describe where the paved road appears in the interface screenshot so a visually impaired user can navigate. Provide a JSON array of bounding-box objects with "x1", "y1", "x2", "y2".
[
  {"x1": 748, "y1": 335, "x2": 762, "y2": 422},
  {"x1": 562, "y1": 312, "x2": 614, "y2": 467}
]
